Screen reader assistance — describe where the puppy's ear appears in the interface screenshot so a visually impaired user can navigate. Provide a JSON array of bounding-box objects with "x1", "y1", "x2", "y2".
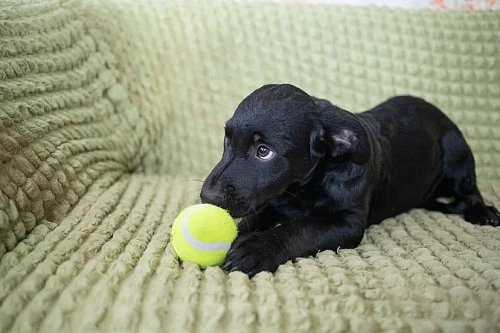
[
  {"x1": 312, "y1": 103, "x2": 370, "y2": 165},
  {"x1": 309, "y1": 97, "x2": 333, "y2": 160},
  {"x1": 327, "y1": 128, "x2": 367, "y2": 163},
  {"x1": 310, "y1": 125, "x2": 326, "y2": 160}
]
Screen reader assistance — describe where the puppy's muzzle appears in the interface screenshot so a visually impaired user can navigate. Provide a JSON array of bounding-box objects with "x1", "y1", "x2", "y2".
[
  {"x1": 200, "y1": 186, "x2": 224, "y2": 206},
  {"x1": 201, "y1": 181, "x2": 253, "y2": 217}
]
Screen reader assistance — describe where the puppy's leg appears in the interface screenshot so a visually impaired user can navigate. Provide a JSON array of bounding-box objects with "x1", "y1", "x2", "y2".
[
  {"x1": 422, "y1": 193, "x2": 500, "y2": 226},
  {"x1": 237, "y1": 205, "x2": 304, "y2": 234},
  {"x1": 420, "y1": 199, "x2": 467, "y2": 215},
  {"x1": 426, "y1": 131, "x2": 500, "y2": 226},
  {"x1": 237, "y1": 213, "x2": 281, "y2": 234},
  {"x1": 223, "y1": 210, "x2": 366, "y2": 277}
]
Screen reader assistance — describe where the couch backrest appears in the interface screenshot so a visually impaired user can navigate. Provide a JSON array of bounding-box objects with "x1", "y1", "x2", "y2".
[
  {"x1": 80, "y1": 0, "x2": 500, "y2": 179},
  {"x1": 0, "y1": 0, "x2": 142, "y2": 254}
]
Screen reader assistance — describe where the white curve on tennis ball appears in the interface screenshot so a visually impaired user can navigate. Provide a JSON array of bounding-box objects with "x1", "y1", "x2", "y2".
[{"x1": 181, "y1": 204, "x2": 232, "y2": 252}]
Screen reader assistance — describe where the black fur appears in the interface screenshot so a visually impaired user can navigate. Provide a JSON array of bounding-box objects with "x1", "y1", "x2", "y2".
[{"x1": 200, "y1": 84, "x2": 500, "y2": 277}]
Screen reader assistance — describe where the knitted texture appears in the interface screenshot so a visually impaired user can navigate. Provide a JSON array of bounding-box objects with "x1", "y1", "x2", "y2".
[
  {"x1": 1, "y1": 0, "x2": 500, "y2": 332},
  {"x1": 1, "y1": 175, "x2": 499, "y2": 332},
  {"x1": 79, "y1": 0, "x2": 500, "y2": 178},
  {"x1": 0, "y1": 0, "x2": 143, "y2": 255}
]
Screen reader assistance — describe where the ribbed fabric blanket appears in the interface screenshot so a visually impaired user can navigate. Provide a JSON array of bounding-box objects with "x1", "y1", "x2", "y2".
[{"x1": 0, "y1": 0, "x2": 499, "y2": 332}]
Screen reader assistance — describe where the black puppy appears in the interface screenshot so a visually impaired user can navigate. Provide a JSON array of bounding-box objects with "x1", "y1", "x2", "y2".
[{"x1": 200, "y1": 84, "x2": 500, "y2": 276}]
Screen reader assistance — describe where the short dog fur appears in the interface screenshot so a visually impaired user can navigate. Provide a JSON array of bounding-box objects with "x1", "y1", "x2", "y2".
[{"x1": 201, "y1": 84, "x2": 500, "y2": 276}]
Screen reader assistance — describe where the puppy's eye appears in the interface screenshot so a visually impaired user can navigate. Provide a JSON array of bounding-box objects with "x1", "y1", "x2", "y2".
[{"x1": 257, "y1": 145, "x2": 274, "y2": 160}]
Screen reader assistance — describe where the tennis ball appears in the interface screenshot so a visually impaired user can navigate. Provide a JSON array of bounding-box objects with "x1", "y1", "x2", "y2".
[{"x1": 171, "y1": 204, "x2": 237, "y2": 268}]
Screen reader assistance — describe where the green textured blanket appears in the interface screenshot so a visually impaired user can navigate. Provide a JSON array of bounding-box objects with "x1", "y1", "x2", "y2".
[{"x1": 0, "y1": 0, "x2": 499, "y2": 332}]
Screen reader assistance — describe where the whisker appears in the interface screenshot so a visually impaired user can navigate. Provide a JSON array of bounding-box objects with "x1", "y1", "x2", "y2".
[
  {"x1": 248, "y1": 200, "x2": 258, "y2": 216},
  {"x1": 241, "y1": 199, "x2": 261, "y2": 234},
  {"x1": 284, "y1": 190, "x2": 301, "y2": 201},
  {"x1": 181, "y1": 187, "x2": 203, "y2": 205},
  {"x1": 168, "y1": 178, "x2": 205, "y2": 190},
  {"x1": 183, "y1": 188, "x2": 202, "y2": 197},
  {"x1": 188, "y1": 197, "x2": 201, "y2": 206}
]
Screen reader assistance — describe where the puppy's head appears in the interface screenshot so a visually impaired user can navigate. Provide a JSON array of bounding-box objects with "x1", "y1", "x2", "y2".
[{"x1": 201, "y1": 84, "x2": 369, "y2": 217}]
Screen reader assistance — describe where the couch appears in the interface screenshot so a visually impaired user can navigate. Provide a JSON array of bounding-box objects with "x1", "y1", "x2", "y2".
[{"x1": 1, "y1": 0, "x2": 499, "y2": 332}]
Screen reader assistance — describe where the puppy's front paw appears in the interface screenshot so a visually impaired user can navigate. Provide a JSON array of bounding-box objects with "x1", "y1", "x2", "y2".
[{"x1": 223, "y1": 232, "x2": 285, "y2": 277}]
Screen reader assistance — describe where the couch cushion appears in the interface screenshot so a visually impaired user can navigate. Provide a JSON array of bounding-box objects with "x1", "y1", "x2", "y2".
[
  {"x1": 0, "y1": 0, "x2": 143, "y2": 254},
  {"x1": 0, "y1": 174, "x2": 499, "y2": 332}
]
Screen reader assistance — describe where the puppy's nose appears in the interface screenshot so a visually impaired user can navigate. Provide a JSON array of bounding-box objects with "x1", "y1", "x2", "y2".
[{"x1": 200, "y1": 187, "x2": 223, "y2": 206}]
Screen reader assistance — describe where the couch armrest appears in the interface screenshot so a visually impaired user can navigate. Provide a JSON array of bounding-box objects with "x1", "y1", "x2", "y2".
[{"x1": 0, "y1": 1, "x2": 141, "y2": 254}]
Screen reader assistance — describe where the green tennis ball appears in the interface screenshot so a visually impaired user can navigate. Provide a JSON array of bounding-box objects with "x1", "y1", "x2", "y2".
[{"x1": 171, "y1": 204, "x2": 237, "y2": 268}]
